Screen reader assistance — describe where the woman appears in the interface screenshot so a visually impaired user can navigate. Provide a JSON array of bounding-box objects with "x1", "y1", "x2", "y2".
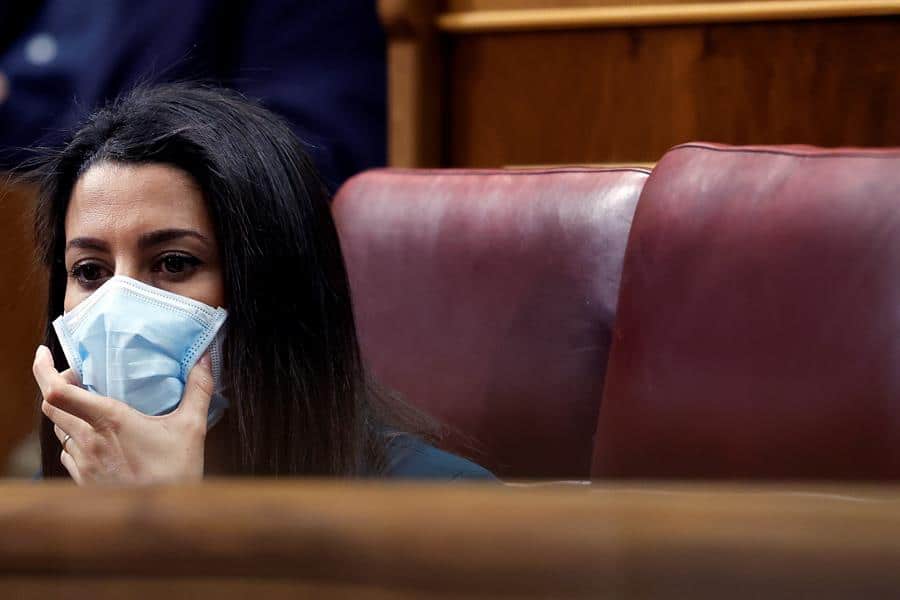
[{"x1": 29, "y1": 83, "x2": 493, "y2": 483}]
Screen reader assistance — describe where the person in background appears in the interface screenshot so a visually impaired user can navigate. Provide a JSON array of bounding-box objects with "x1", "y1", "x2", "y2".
[
  {"x1": 0, "y1": 0, "x2": 385, "y2": 189},
  {"x1": 27, "y1": 83, "x2": 494, "y2": 483}
]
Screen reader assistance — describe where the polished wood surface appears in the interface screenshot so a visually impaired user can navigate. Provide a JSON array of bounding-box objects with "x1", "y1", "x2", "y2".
[
  {"x1": 445, "y1": 0, "x2": 869, "y2": 8},
  {"x1": 3, "y1": 481, "x2": 900, "y2": 598},
  {"x1": 380, "y1": 0, "x2": 444, "y2": 167},
  {"x1": 0, "y1": 181, "x2": 43, "y2": 472},
  {"x1": 438, "y1": 1, "x2": 900, "y2": 32},
  {"x1": 445, "y1": 17, "x2": 900, "y2": 166},
  {"x1": 379, "y1": 1, "x2": 900, "y2": 168}
]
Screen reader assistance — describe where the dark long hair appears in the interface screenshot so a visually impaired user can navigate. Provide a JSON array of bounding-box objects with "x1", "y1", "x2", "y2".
[{"x1": 29, "y1": 83, "x2": 416, "y2": 477}]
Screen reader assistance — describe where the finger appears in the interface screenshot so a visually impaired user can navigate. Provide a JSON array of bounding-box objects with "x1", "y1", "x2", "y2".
[
  {"x1": 33, "y1": 347, "x2": 81, "y2": 395},
  {"x1": 44, "y1": 383, "x2": 117, "y2": 428},
  {"x1": 34, "y1": 349, "x2": 118, "y2": 426},
  {"x1": 53, "y1": 423, "x2": 85, "y2": 464},
  {"x1": 42, "y1": 399, "x2": 92, "y2": 444},
  {"x1": 32, "y1": 345, "x2": 59, "y2": 398},
  {"x1": 177, "y1": 353, "x2": 214, "y2": 425},
  {"x1": 60, "y1": 450, "x2": 83, "y2": 485},
  {"x1": 53, "y1": 423, "x2": 70, "y2": 447},
  {"x1": 60, "y1": 368, "x2": 82, "y2": 386}
]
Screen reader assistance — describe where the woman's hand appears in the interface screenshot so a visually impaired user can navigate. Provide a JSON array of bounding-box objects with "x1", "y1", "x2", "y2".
[{"x1": 32, "y1": 345, "x2": 214, "y2": 485}]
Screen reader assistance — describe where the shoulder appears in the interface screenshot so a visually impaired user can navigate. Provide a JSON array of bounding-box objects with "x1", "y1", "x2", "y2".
[{"x1": 382, "y1": 435, "x2": 496, "y2": 481}]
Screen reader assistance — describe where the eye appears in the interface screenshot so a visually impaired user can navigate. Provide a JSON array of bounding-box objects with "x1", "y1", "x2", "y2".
[
  {"x1": 70, "y1": 261, "x2": 112, "y2": 289},
  {"x1": 154, "y1": 253, "x2": 202, "y2": 276}
]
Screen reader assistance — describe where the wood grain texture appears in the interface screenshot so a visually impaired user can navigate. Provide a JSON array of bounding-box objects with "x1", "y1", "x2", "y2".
[
  {"x1": 2, "y1": 481, "x2": 900, "y2": 598},
  {"x1": 446, "y1": 0, "x2": 824, "y2": 9},
  {"x1": 5, "y1": 578, "x2": 458, "y2": 600},
  {"x1": 445, "y1": 17, "x2": 900, "y2": 166},
  {"x1": 379, "y1": 0, "x2": 445, "y2": 167},
  {"x1": 0, "y1": 181, "x2": 43, "y2": 473},
  {"x1": 438, "y1": 1, "x2": 900, "y2": 32}
]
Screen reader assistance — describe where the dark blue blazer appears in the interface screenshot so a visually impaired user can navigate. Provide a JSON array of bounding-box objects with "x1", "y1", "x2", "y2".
[{"x1": 0, "y1": 0, "x2": 386, "y2": 188}]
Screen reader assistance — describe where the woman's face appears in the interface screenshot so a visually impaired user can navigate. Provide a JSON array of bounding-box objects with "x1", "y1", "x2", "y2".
[{"x1": 63, "y1": 162, "x2": 224, "y2": 311}]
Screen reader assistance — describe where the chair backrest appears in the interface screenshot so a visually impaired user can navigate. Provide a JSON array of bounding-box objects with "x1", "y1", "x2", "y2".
[
  {"x1": 334, "y1": 167, "x2": 648, "y2": 478},
  {"x1": 594, "y1": 143, "x2": 900, "y2": 479}
]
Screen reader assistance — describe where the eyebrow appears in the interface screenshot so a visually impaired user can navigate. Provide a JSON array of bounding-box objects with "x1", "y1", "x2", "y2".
[
  {"x1": 65, "y1": 229, "x2": 211, "y2": 253},
  {"x1": 136, "y1": 228, "x2": 211, "y2": 250},
  {"x1": 65, "y1": 237, "x2": 109, "y2": 252}
]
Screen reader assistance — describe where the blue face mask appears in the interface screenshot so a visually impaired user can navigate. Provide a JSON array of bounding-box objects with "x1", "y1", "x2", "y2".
[{"x1": 52, "y1": 275, "x2": 229, "y2": 427}]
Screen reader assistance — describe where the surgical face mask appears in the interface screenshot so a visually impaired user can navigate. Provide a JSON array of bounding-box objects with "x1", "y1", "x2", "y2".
[{"x1": 52, "y1": 275, "x2": 229, "y2": 427}]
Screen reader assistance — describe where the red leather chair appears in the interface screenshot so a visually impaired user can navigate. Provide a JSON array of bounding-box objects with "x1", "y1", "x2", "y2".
[
  {"x1": 594, "y1": 143, "x2": 900, "y2": 479},
  {"x1": 334, "y1": 167, "x2": 648, "y2": 478}
]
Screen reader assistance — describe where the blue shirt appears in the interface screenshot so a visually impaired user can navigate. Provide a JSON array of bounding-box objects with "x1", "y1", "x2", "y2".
[{"x1": 382, "y1": 435, "x2": 496, "y2": 481}]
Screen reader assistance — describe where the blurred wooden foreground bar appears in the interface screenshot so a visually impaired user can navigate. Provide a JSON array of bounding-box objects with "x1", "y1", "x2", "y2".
[{"x1": 2, "y1": 481, "x2": 900, "y2": 598}]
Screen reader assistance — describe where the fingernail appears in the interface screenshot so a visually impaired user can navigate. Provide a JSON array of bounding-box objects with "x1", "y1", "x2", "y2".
[
  {"x1": 35, "y1": 345, "x2": 47, "y2": 359},
  {"x1": 200, "y1": 353, "x2": 211, "y2": 367}
]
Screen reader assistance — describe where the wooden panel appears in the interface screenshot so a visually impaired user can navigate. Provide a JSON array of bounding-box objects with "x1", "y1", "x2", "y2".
[
  {"x1": 379, "y1": 0, "x2": 445, "y2": 167},
  {"x1": 5, "y1": 578, "x2": 452, "y2": 600},
  {"x1": 0, "y1": 181, "x2": 43, "y2": 472},
  {"x1": 439, "y1": 1, "x2": 900, "y2": 32},
  {"x1": 2, "y1": 481, "x2": 900, "y2": 598},
  {"x1": 445, "y1": 17, "x2": 900, "y2": 167},
  {"x1": 446, "y1": 0, "x2": 831, "y2": 9}
]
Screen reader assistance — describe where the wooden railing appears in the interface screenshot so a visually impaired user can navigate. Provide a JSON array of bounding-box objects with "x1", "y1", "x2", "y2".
[
  {"x1": 2, "y1": 481, "x2": 900, "y2": 598},
  {"x1": 437, "y1": 1, "x2": 900, "y2": 32}
]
